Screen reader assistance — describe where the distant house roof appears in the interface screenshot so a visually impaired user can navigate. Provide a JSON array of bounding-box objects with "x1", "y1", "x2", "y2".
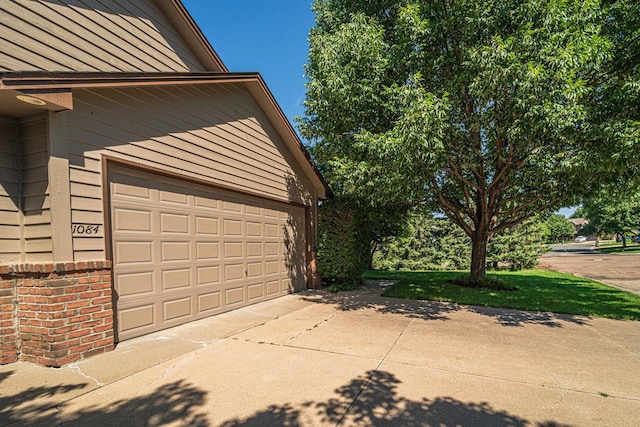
[{"x1": 568, "y1": 218, "x2": 589, "y2": 226}]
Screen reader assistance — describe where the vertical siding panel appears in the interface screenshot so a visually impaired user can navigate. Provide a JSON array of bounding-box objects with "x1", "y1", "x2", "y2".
[
  {"x1": 19, "y1": 115, "x2": 52, "y2": 262},
  {"x1": 0, "y1": 117, "x2": 21, "y2": 263},
  {"x1": 0, "y1": 0, "x2": 205, "y2": 72}
]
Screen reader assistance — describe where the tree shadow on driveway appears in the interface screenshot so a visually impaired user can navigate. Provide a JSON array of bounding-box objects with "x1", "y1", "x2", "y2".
[
  {"x1": 301, "y1": 280, "x2": 591, "y2": 328},
  {"x1": 220, "y1": 369, "x2": 567, "y2": 426},
  {"x1": 0, "y1": 375, "x2": 209, "y2": 427}
]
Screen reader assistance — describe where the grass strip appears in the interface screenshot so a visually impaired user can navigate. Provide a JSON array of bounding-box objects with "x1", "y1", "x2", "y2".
[{"x1": 363, "y1": 269, "x2": 640, "y2": 320}]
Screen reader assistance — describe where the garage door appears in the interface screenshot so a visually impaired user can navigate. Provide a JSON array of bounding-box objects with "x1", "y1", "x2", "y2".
[{"x1": 108, "y1": 166, "x2": 307, "y2": 341}]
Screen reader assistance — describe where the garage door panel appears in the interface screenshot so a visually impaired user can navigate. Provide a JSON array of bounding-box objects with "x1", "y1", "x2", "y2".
[
  {"x1": 223, "y1": 241, "x2": 243, "y2": 258},
  {"x1": 195, "y1": 216, "x2": 219, "y2": 235},
  {"x1": 198, "y1": 291, "x2": 221, "y2": 313},
  {"x1": 224, "y1": 263, "x2": 244, "y2": 282},
  {"x1": 115, "y1": 241, "x2": 153, "y2": 264},
  {"x1": 248, "y1": 283, "x2": 264, "y2": 300},
  {"x1": 223, "y1": 219, "x2": 242, "y2": 236},
  {"x1": 162, "y1": 268, "x2": 191, "y2": 290},
  {"x1": 116, "y1": 271, "x2": 154, "y2": 297},
  {"x1": 119, "y1": 304, "x2": 155, "y2": 334},
  {"x1": 264, "y1": 223, "x2": 278, "y2": 238},
  {"x1": 266, "y1": 280, "x2": 280, "y2": 295},
  {"x1": 161, "y1": 241, "x2": 190, "y2": 262},
  {"x1": 265, "y1": 242, "x2": 279, "y2": 256},
  {"x1": 245, "y1": 204, "x2": 262, "y2": 216},
  {"x1": 246, "y1": 221, "x2": 262, "y2": 237},
  {"x1": 113, "y1": 208, "x2": 152, "y2": 233},
  {"x1": 158, "y1": 183, "x2": 189, "y2": 206},
  {"x1": 163, "y1": 297, "x2": 192, "y2": 321},
  {"x1": 247, "y1": 262, "x2": 263, "y2": 278},
  {"x1": 110, "y1": 165, "x2": 307, "y2": 341},
  {"x1": 194, "y1": 194, "x2": 219, "y2": 210},
  {"x1": 225, "y1": 286, "x2": 244, "y2": 306},
  {"x1": 196, "y1": 241, "x2": 219, "y2": 260},
  {"x1": 247, "y1": 242, "x2": 262, "y2": 258},
  {"x1": 110, "y1": 172, "x2": 152, "y2": 199},
  {"x1": 197, "y1": 266, "x2": 220, "y2": 285},
  {"x1": 160, "y1": 212, "x2": 190, "y2": 234},
  {"x1": 222, "y1": 198, "x2": 243, "y2": 214},
  {"x1": 265, "y1": 260, "x2": 279, "y2": 275}
]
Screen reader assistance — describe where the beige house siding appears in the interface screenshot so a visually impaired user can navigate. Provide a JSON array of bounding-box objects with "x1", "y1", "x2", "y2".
[
  {"x1": 0, "y1": 0, "x2": 205, "y2": 72},
  {"x1": 66, "y1": 83, "x2": 313, "y2": 261},
  {"x1": 20, "y1": 115, "x2": 52, "y2": 262},
  {"x1": 0, "y1": 117, "x2": 21, "y2": 263}
]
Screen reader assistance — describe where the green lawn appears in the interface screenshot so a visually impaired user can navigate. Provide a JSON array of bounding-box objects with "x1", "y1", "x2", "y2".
[
  {"x1": 363, "y1": 269, "x2": 640, "y2": 320},
  {"x1": 597, "y1": 244, "x2": 640, "y2": 254}
]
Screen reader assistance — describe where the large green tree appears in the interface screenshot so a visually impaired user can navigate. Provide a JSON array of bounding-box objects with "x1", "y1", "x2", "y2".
[{"x1": 302, "y1": 0, "x2": 623, "y2": 280}]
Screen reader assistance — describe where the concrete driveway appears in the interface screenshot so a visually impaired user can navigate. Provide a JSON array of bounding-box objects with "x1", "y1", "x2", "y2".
[
  {"x1": 539, "y1": 242, "x2": 640, "y2": 294},
  {"x1": 1, "y1": 281, "x2": 640, "y2": 426}
]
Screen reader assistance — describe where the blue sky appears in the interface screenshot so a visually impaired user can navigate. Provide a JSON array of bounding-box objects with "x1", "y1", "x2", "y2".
[{"x1": 183, "y1": 0, "x2": 315, "y2": 133}]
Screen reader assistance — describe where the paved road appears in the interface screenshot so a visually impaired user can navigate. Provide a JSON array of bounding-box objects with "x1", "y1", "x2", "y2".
[{"x1": 539, "y1": 242, "x2": 640, "y2": 294}]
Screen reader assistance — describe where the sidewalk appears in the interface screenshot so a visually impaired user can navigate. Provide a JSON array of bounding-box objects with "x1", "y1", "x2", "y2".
[{"x1": 1, "y1": 281, "x2": 639, "y2": 426}]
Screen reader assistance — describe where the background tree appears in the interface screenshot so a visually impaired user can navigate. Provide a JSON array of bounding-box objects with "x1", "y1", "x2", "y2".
[
  {"x1": 302, "y1": 0, "x2": 614, "y2": 282},
  {"x1": 373, "y1": 207, "x2": 471, "y2": 271},
  {"x1": 582, "y1": 195, "x2": 640, "y2": 247},
  {"x1": 544, "y1": 214, "x2": 576, "y2": 243},
  {"x1": 487, "y1": 217, "x2": 549, "y2": 270}
]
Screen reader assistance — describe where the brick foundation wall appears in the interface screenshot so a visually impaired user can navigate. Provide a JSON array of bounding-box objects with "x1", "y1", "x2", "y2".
[
  {"x1": 0, "y1": 275, "x2": 17, "y2": 364},
  {"x1": 0, "y1": 261, "x2": 114, "y2": 367}
]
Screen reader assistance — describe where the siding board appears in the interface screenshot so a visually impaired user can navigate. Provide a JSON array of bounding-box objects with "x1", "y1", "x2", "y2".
[
  {"x1": 0, "y1": 117, "x2": 20, "y2": 263},
  {"x1": 0, "y1": 0, "x2": 206, "y2": 72},
  {"x1": 18, "y1": 116, "x2": 52, "y2": 262}
]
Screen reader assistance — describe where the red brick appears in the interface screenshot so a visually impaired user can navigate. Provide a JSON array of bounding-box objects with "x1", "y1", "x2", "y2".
[
  {"x1": 40, "y1": 303, "x2": 66, "y2": 312},
  {"x1": 48, "y1": 354, "x2": 80, "y2": 367},
  {"x1": 67, "y1": 329, "x2": 91, "y2": 339},
  {"x1": 51, "y1": 339, "x2": 80, "y2": 350},
  {"x1": 92, "y1": 324, "x2": 113, "y2": 334},
  {"x1": 81, "y1": 334, "x2": 102, "y2": 343},
  {"x1": 66, "y1": 300, "x2": 90, "y2": 309},
  {"x1": 91, "y1": 283, "x2": 112, "y2": 290},
  {"x1": 52, "y1": 310, "x2": 78, "y2": 319},
  {"x1": 80, "y1": 320, "x2": 101, "y2": 329},
  {"x1": 78, "y1": 276, "x2": 100, "y2": 284},
  {"x1": 91, "y1": 297, "x2": 112, "y2": 305},
  {"x1": 79, "y1": 306, "x2": 101, "y2": 315},
  {"x1": 52, "y1": 325, "x2": 75, "y2": 335},
  {"x1": 42, "y1": 319, "x2": 66, "y2": 328},
  {"x1": 38, "y1": 287, "x2": 66, "y2": 296},
  {"x1": 65, "y1": 285, "x2": 90, "y2": 293},
  {"x1": 67, "y1": 315, "x2": 91, "y2": 324},
  {"x1": 94, "y1": 338, "x2": 114, "y2": 348},
  {"x1": 69, "y1": 343, "x2": 92, "y2": 354},
  {"x1": 50, "y1": 295, "x2": 77, "y2": 304},
  {"x1": 79, "y1": 291, "x2": 101, "y2": 299},
  {"x1": 91, "y1": 311, "x2": 113, "y2": 320}
]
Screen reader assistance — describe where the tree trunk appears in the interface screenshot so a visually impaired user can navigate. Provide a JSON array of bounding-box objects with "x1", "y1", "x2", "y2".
[{"x1": 470, "y1": 232, "x2": 489, "y2": 281}]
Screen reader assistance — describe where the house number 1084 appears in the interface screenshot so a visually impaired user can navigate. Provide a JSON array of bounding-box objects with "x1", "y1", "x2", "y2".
[{"x1": 72, "y1": 224, "x2": 101, "y2": 235}]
